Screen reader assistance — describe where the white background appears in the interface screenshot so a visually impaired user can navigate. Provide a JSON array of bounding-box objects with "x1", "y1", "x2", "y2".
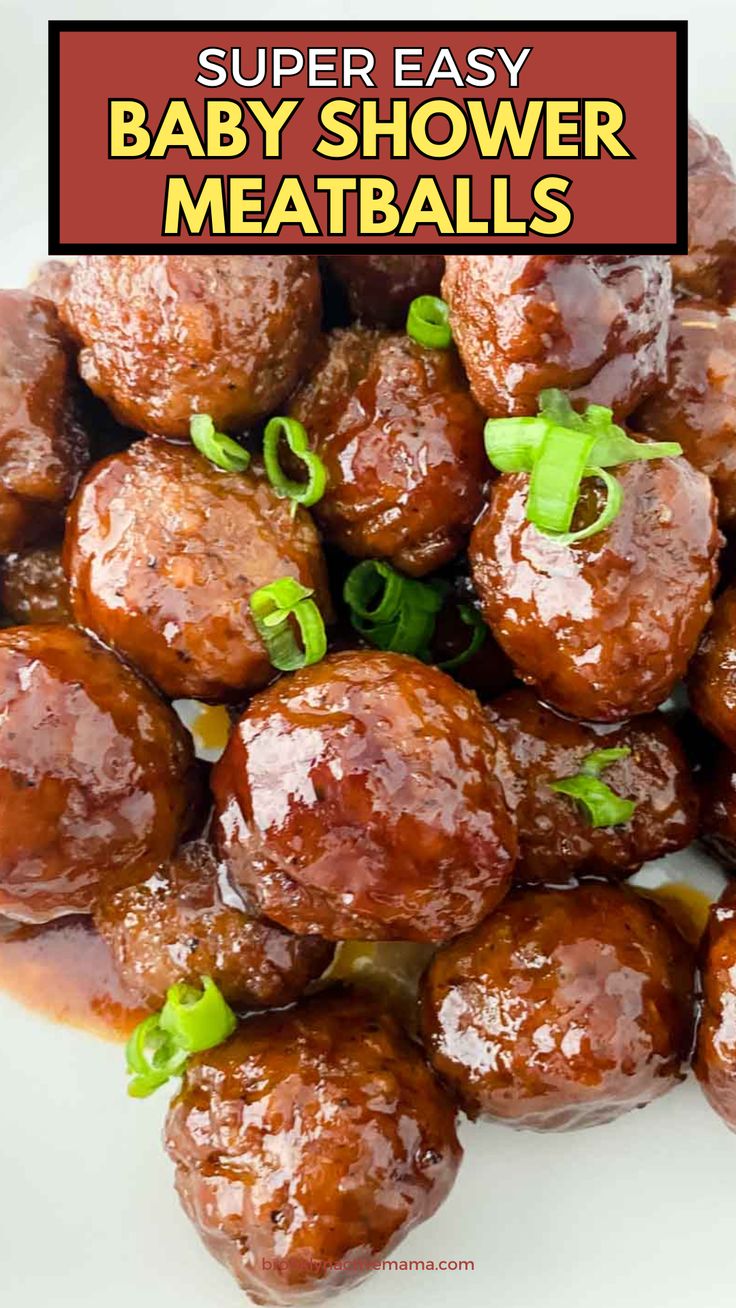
[{"x1": 1, "y1": 4, "x2": 735, "y2": 1308}]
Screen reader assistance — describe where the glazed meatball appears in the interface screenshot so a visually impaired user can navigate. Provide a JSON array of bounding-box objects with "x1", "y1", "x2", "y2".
[
  {"x1": 487, "y1": 688, "x2": 699, "y2": 884},
  {"x1": 699, "y1": 748, "x2": 736, "y2": 867},
  {"x1": 94, "y1": 839, "x2": 332, "y2": 1010},
  {"x1": 324, "y1": 253, "x2": 444, "y2": 326},
  {"x1": 0, "y1": 543, "x2": 71, "y2": 625},
  {"x1": 671, "y1": 118, "x2": 736, "y2": 305},
  {"x1": 634, "y1": 304, "x2": 736, "y2": 528},
  {"x1": 0, "y1": 625, "x2": 200, "y2": 922},
  {"x1": 689, "y1": 585, "x2": 736, "y2": 751},
  {"x1": 442, "y1": 254, "x2": 672, "y2": 419},
  {"x1": 0, "y1": 290, "x2": 88, "y2": 552},
  {"x1": 471, "y1": 457, "x2": 721, "y2": 721},
  {"x1": 420, "y1": 882, "x2": 695, "y2": 1131},
  {"x1": 694, "y1": 882, "x2": 736, "y2": 1129},
  {"x1": 164, "y1": 990, "x2": 461, "y2": 1304},
  {"x1": 212, "y1": 650, "x2": 517, "y2": 942},
  {"x1": 29, "y1": 258, "x2": 73, "y2": 309},
  {"x1": 58, "y1": 255, "x2": 321, "y2": 438},
  {"x1": 288, "y1": 326, "x2": 485, "y2": 575},
  {"x1": 63, "y1": 441, "x2": 332, "y2": 702}
]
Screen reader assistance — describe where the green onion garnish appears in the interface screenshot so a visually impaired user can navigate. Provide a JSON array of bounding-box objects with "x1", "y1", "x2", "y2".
[
  {"x1": 263, "y1": 416, "x2": 327, "y2": 512},
  {"x1": 406, "y1": 296, "x2": 452, "y2": 350},
  {"x1": 343, "y1": 560, "x2": 445, "y2": 660},
  {"x1": 190, "y1": 414, "x2": 251, "y2": 472},
  {"x1": 159, "y1": 976, "x2": 237, "y2": 1053},
  {"x1": 343, "y1": 560, "x2": 488, "y2": 671},
  {"x1": 484, "y1": 389, "x2": 682, "y2": 545},
  {"x1": 250, "y1": 576, "x2": 327, "y2": 671},
  {"x1": 527, "y1": 424, "x2": 597, "y2": 535},
  {"x1": 125, "y1": 977, "x2": 236, "y2": 1099},
  {"x1": 555, "y1": 468, "x2": 623, "y2": 545},
  {"x1": 437, "y1": 603, "x2": 487, "y2": 671},
  {"x1": 550, "y1": 745, "x2": 636, "y2": 828}
]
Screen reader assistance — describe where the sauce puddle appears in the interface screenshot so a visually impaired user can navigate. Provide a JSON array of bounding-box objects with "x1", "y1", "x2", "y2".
[
  {"x1": 0, "y1": 884, "x2": 712, "y2": 1043},
  {"x1": 638, "y1": 882, "x2": 713, "y2": 945},
  {"x1": 0, "y1": 915, "x2": 147, "y2": 1041}
]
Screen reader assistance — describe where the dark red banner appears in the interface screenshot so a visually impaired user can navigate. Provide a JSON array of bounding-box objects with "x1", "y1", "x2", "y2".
[{"x1": 50, "y1": 21, "x2": 687, "y2": 253}]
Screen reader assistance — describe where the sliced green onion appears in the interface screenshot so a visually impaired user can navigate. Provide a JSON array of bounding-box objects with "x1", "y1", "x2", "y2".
[
  {"x1": 250, "y1": 577, "x2": 327, "y2": 672},
  {"x1": 263, "y1": 416, "x2": 327, "y2": 511},
  {"x1": 527, "y1": 426, "x2": 596, "y2": 534},
  {"x1": 159, "y1": 976, "x2": 237, "y2": 1053},
  {"x1": 538, "y1": 388, "x2": 582, "y2": 428},
  {"x1": 550, "y1": 745, "x2": 636, "y2": 828},
  {"x1": 483, "y1": 389, "x2": 682, "y2": 547},
  {"x1": 537, "y1": 391, "x2": 683, "y2": 468},
  {"x1": 484, "y1": 391, "x2": 682, "y2": 477},
  {"x1": 343, "y1": 560, "x2": 446, "y2": 660},
  {"x1": 125, "y1": 977, "x2": 237, "y2": 1099},
  {"x1": 550, "y1": 775, "x2": 636, "y2": 828},
  {"x1": 580, "y1": 746, "x2": 631, "y2": 776},
  {"x1": 437, "y1": 604, "x2": 488, "y2": 671},
  {"x1": 343, "y1": 560, "x2": 405, "y2": 625},
  {"x1": 125, "y1": 1013, "x2": 189, "y2": 1099},
  {"x1": 190, "y1": 414, "x2": 250, "y2": 472},
  {"x1": 484, "y1": 417, "x2": 550, "y2": 472},
  {"x1": 406, "y1": 296, "x2": 452, "y2": 349},
  {"x1": 553, "y1": 467, "x2": 623, "y2": 545}
]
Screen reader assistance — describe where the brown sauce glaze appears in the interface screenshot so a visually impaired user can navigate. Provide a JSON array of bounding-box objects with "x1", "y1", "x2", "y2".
[
  {"x1": 638, "y1": 882, "x2": 714, "y2": 946},
  {"x1": 0, "y1": 915, "x2": 147, "y2": 1041}
]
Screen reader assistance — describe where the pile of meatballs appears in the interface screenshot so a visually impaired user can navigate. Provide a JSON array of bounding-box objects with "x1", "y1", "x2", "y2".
[{"x1": 3, "y1": 113, "x2": 736, "y2": 1305}]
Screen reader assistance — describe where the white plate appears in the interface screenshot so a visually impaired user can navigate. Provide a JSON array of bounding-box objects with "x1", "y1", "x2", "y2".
[
  {"x1": 2, "y1": 4, "x2": 736, "y2": 1302},
  {"x1": 0, "y1": 833, "x2": 732, "y2": 1308}
]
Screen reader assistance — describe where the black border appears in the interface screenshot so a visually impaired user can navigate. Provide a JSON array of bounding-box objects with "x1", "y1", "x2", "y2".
[{"x1": 48, "y1": 20, "x2": 688, "y2": 254}]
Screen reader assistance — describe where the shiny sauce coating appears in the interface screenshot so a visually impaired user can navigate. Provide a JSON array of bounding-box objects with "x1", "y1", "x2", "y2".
[
  {"x1": 0, "y1": 625, "x2": 200, "y2": 921},
  {"x1": 634, "y1": 304, "x2": 736, "y2": 528},
  {"x1": 213, "y1": 650, "x2": 517, "y2": 942},
  {"x1": 420, "y1": 881, "x2": 695, "y2": 1131},
  {"x1": 64, "y1": 442, "x2": 332, "y2": 702},
  {"x1": 0, "y1": 915, "x2": 145, "y2": 1040},
  {"x1": 289, "y1": 327, "x2": 486, "y2": 576},
  {"x1": 59, "y1": 254, "x2": 322, "y2": 437},
  {"x1": 442, "y1": 253, "x2": 672, "y2": 419},
  {"x1": 695, "y1": 881, "x2": 736, "y2": 1129},
  {"x1": 487, "y1": 688, "x2": 699, "y2": 882},
  {"x1": 471, "y1": 457, "x2": 721, "y2": 721},
  {"x1": 165, "y1": 990, "x2": 461, "y2": 1304}
]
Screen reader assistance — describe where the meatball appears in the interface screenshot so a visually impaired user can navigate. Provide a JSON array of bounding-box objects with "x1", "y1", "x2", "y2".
[
  {"x1": 212, "y1": 650, "x2": 517, "y2": 942},
  {"x1": 0, "y1": 542, "x2": 71, "y2": 624},
  {"x1": 94, "y1": 839, "x2": 332, "y2": 1010},
  {"x1": 0, "y1": 625, "x2": 200, "y2": 922},
  {"x1": 487, "y1": 688, "x2": 699, "y2": 884},
  {"x1": 420, "y1": 882, "x2": 695, "y2": 1131},
  {"x1": 634, "y1": 304, "x2": 736, "y2": 528},
  {"x1": 29, "y1": 258, "x2": 73, "y2": 309},
  {"x1": 689, "y1": 585, "x2": 736, "y2": 751},
  {"x1": 164, "y1": 990, "x2": 461, "y2": 1304},
  {"x1": 699, "y1": 748, "x2": 736, "y2": 867},
  {"x1": 0, "y1": 290, "x2": 88, "y2": 552},
  {"x1": 288, "y1": 326, "x2": 485, "y2": 575},
  {"x1": 694, "y1": 882, "x2": 736, "y2": 1129},
  {"x1": 471, "y1": 457, "x2": 721, "y2": 721},
  {"x1": 63, "y1": 441, "x2": 332, "y2": 702},
  {"x1": 442, "y1": 254, "x2": 672, "y2": 419},
  {"x1": 324, "y1": 253, "x2": 444, "y2": 327},
  {"x1": 58, "y1": 255, "x2": 321, "y2": 438},
  {"x1": 671, "y1": 118, "x2": 736, "y2": 305}
]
